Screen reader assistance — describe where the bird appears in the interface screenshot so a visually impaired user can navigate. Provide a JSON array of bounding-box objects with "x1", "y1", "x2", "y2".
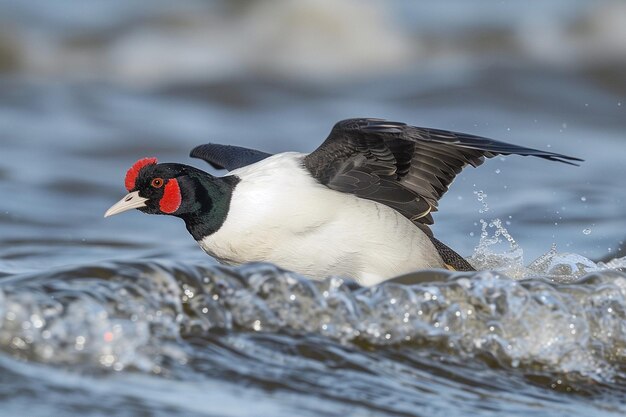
[{"x1": 104, "y1": 118, "x2": 581, "y2": 286}]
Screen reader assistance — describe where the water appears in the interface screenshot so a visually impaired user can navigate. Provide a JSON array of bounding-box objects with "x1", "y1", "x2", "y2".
[{"x1": 1, "y1": 1, "x2": 626, "y2": 416}]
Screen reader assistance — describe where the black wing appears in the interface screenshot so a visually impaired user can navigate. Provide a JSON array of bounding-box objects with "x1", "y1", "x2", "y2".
[
  {"x1": 190, "y1": 144, "x2": 272, "y2": 171},
  {"x1": 304, "y1": 118, "x2": 582, "y2": 225}
]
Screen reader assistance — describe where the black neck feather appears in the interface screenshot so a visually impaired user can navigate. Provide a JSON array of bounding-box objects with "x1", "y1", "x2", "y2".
[{"x1": 179, "y1": 173, "x2": 240, "y2": 240}]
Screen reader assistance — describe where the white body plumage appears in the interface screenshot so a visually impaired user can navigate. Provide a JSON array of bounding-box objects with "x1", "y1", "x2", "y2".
[{"x1": 198, "y1": 153, "x2": 445, "y2": 286}]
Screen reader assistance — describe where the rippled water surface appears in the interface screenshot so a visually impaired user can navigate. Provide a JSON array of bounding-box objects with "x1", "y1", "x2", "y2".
[{"x1": 1, "y1": 1, "x2": 626, "y2": 416}]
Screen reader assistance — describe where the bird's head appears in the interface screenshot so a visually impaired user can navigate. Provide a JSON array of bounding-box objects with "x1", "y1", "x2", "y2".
[
  {"x1": 104, "y1": 156, "x2": 238, "y2": 239},
  {"x1": 104, "y1": 157, "x2": 191, "y2": 218}
]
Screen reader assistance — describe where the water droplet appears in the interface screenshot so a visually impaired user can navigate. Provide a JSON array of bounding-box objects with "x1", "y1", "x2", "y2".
[
  {"x1": 583, "y1": 228, "x2": 591, "y2": 235},
  {"x1": 580, "y1": 196, "x2": 586, "y2": 202},
  {"x1": 474, "y1": 190, "x2": 489, "y2": 213}
]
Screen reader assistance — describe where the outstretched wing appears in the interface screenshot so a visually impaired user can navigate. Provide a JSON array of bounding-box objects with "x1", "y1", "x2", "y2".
[
  {"x1": 304, "y1": 118, "x2": 582, "y2": 225},
  {"x1": 190, "y1": 144, "x2": 272, "y2": 171}
]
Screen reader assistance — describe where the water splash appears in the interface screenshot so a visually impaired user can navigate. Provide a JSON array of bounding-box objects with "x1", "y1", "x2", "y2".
[
  {"x1": 473, "y1": 190, "x2": 490, "y2": 214},
  {"x1": 468, "y1": 218, "x2": 524, "y2": 277},
  {"x1": 468, "y1": 216, "x2": 625, "y2": 283},
  {"x1": 0, "y1": 263, "x2": 187, "y2": 374},
  {"x1": 467, "y1": 191, "x2": 625, "y2": 282},
  {"x1": 597, "y1": 257, "x2": 626, "y2": 271},
  {"x1": 0, "y1": 260, "x2": 625, "y2": 386}
]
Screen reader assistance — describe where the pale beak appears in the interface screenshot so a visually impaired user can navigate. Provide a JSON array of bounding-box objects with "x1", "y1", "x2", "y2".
[{"x1": 104, "y1": 191, "x2": 149, "y2": 218}]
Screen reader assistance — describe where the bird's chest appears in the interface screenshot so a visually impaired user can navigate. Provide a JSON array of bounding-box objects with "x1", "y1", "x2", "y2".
[
  {"x1": 198, "y1": 220, "x2": 361, "y2": 278},
  {"x1": 197, "y1": 222, "x2": 285, "y2": 266},
  {"x1": 197, "y1": 197, "x2": 338, "y2": 268}
]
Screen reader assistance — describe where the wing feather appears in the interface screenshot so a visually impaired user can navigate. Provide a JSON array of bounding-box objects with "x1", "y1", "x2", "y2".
[{"x1": 304, "y1": 118, "x2": 582, "y2": 225}]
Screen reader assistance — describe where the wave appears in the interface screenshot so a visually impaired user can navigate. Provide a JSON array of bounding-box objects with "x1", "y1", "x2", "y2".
[{"x1": 0, "y1": 251, "x2": 624, "y2": 386}]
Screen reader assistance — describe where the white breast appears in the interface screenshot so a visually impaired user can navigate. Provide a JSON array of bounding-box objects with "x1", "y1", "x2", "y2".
[{"x1": 198, "y1": 153, "x2": 444, "y2": 286}]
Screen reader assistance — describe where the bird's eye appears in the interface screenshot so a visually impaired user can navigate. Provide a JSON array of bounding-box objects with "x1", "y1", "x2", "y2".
[{"x1": 151, "y1": 178, "x2": 164, "y2": 188}]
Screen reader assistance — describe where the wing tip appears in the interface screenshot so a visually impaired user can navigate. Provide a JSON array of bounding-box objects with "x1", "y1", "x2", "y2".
[
  {"x1": 189, "y1": 144, "x2": 228, "y2": 170},
  {"x1": 189, "y1": 143, "x2": 212, "y2": 159},
  {"x1": 189, "y1": 144, "x2": 203, "y2": 159},
  {"x1": 190, "y1": 143, "x2": 273, "y2": 171},
  {"x1": 529, "y1": 153, "x2": 584, "y2": 166}
]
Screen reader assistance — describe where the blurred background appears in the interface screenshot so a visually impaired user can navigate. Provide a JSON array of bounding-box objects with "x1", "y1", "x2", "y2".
[
  {"x1": 1, "y1": 2, "x2": 626, "y2": 417},
  {"x1": 0, "y1": 0, "x2": 625, "y2": 271}
]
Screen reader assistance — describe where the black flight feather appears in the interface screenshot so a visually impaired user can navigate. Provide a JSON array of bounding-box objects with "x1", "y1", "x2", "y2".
[
  {"x1": 190, "y1": 144, "x2": 272, "y2": 171},
  {"x1": 304, "y1": 118, "x2": 582, "y2": 225}
]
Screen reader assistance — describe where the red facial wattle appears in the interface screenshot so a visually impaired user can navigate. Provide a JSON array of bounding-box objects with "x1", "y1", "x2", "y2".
[
  {"x1": 125, "y1": 157, "x2": 158, "y2": 191},
  {"x1": 160, "y1": 178, "x2": 181, "y2": 214}
]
